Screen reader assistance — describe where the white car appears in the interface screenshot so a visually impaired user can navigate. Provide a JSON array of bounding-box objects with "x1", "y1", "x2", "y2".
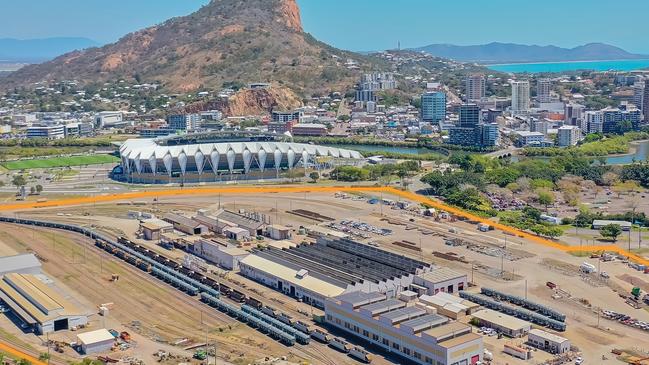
[{"x1": 575, "y1": 357, "x2": 584, "y2": 364}]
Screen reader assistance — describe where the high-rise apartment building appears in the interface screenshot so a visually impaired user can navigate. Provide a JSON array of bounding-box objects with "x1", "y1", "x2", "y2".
[
  {"x1": 420, "y1": 92, "x2": 447, "y2": 123},
  {"x1": 537, "y1": 78, "x2": 552, "y2": 103},
  {"x1": 633, "y1": 81, "x2": 645, "y2": 111},
  {"x1": 511, "y1": 81, "x2": 530, "y2": 115},
  {"x1": 564, "y1": 103, "x2": 585, "y2": 126},
  {"x1": 557, "y1": 125, "x2": 581, "y2": 147},
  {"x1": 465, "y1": 74, "x2": 486, "y2": 102}
]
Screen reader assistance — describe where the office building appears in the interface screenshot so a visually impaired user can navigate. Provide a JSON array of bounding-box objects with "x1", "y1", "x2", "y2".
[
  {"x1": 458, "y1": 104, "x2": 480, "y2": 127},
  {"x1": 26, "y1": 125, "x2": 65, "y2": 139},
  {"x1": 483, "y1": 109, "x2": 502, "y2": 124},
  {"x1": 325, "y1": 292, "x2": 483, "y2": 365},
  {"x1": 94, "y1": 111, "x2": 123, "y2": 128},
  {"x1": 557, "y1": 125, "x2": 580, "y2": 147},
  {"x1": 537, "y1": 78, "x2": 552, "y2": 103},
  {"x1": 564, "y1": 103, "x2": 585, "y2": 126},
  {"x1": 465, "y1": 74, "x2": 486, "y2": 102},
  {"x1": 448, "y1": 127, "x2": 476, "y2": 146},
  {"x1": 420, "y1": 92, "x2": 447, "y2": 123},
  {"x1": 478, "y1": 123, "x2": 499, "y2": 147},
  {"x1": 291, "y1": 123, "x2": 328, "y2": 137},
  {"x1": 531, "y1": 120, "x2": 550, "y2": 136},
  {"x1": 511, "y1": 81, "x2": 530, "y2": 115},
  {"x1": 527, "y1": 329, "x2": 571, "y2": 354}
]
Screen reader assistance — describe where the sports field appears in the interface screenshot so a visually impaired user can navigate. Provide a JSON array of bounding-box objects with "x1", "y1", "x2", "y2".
[{"x1": 1, "y1": 155, "x2": 119, "y2": 170}]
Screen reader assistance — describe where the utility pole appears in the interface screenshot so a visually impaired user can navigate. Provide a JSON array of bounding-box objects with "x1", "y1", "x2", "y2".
[{"x1": 525, "y1": 279, "x2": 528, "y2": 300}]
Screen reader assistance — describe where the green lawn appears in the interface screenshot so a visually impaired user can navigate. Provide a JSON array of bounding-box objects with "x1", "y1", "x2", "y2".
[{"x1": 1, "y1": 155, "x2": 119, "y2": 170}]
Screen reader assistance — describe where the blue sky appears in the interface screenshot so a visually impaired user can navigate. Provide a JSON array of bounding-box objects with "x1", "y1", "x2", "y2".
[{"x1": 1, "y1": 0, "x2": 648, "y2": 53}]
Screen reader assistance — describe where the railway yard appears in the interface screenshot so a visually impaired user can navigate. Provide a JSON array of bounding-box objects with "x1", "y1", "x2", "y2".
[{"x1": 1, "y1": 187, "x2": 649, "y2": 365}]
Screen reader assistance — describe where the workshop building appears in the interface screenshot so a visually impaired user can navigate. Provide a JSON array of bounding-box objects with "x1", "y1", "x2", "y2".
[
  {"x1": 163, "y1": 213, "x2": 208, "y2": 235},
  {"x1": 471, "y1": 309, "x2": 531, "y2": 338},
  {"x1": 0, "y1": 254, "x2": 42, "y2": 276},
  {"x1": 140, "y1": 218, "x2": 174, "y2": 241},
  {"x1": 77, "y1": 329, "x2": 115, "y2": 354},
  {"x1": 528, "y1": 329, "x2": 571, "y2": 354},
  {"x1": 412, "y1": 267, "x2": 467, "y2": 295}
]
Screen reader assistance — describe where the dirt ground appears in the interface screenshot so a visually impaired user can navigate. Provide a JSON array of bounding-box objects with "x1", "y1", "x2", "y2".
[{"x1": 3, "y1": 189, "x2": 649, "y2": 364}]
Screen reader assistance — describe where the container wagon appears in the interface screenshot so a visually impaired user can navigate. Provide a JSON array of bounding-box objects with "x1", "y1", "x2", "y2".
[
  {"x1": 330, "y1": 337, "x2": 351, "y2": 353},
  {"x1": 349, "y1": 347, "x2": 373, "y2": 363},
  {"x1": 294, "y1": 321, "x2": 313, "y2": 335},
  {"x1": 311, "y1": 329, "x2": 331, "y2": 343}
]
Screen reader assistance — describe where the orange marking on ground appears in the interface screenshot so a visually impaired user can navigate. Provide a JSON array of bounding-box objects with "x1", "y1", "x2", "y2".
[
  {"x1": 0, "y1": 341, "x2": 47, "y2": 365},
  {"x1": 1, "y1": 185, "x2": 647, "y2": 266}
]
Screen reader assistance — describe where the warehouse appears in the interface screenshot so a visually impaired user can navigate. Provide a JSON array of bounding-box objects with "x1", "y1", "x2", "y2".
[
  {"x1": 267, "y1": 225, "x2": 292, "y2": 240},
  {"x1": 0, "y1": 273, "x2": 88, "y2": 334},
  {"x1": 239, "y1": 237, "x2": 432, "y2": 307},
  {"x1": 419, "y1": 292, "x2": 480, "y2": 320},
  {"x1": 471, "y1": 309, "x2": 531, "y2": 338},
  {"x1": 163, "y1": 213, "x2": 208, "y2": 235},
  {"x1": 0, "y1": 253, "x2": 42, "y2": 276},
  {"x1": 77, "y1": 329, "x2": 115, "y2": 354},
  {"x1": 191, "y1": 238, "x2": 249, "y2": 270},
  {"x1": 140, "y1": 218, "x2": 174, "y2": 241},
  {"x1": 527, "y1": 328, "x2": 571, "y2": 354},
  {"x1": 212, "y1": 209, "x2": 266, "y2": 236},
  {"x1": 412, "y1": 267, "x2": 467, "y2": 295},
  {"x1": 325, "y1": 292, "x2": 483, "y2": 365},
  {"x1": 592, "y1": 219, "x2": 632, "y2": 231}
]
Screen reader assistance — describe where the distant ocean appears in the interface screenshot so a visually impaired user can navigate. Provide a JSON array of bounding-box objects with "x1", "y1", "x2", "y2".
[{"x1": 487, "y1": 59, "x2": 649, "y2": 73}]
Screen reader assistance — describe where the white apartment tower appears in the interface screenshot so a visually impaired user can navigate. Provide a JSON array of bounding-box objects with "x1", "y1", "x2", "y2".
[
  {"x1": 511, "y1": 81, "x2": 530, "y2": 115},
  {"x1": 537, "y1": 78, "x2": 552, "y2": 103}
]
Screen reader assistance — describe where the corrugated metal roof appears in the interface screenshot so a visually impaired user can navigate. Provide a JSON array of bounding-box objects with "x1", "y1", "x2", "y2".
[{"x1": 0, "y1": 254, "x2": 41, "y2": 275}]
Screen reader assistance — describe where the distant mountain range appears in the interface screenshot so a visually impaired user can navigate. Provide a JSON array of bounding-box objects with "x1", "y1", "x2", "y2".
[
  {"x1": 413, "y1": 42, "x2": 648, "y2": 64},
  {"x1": 0, "y1": 37, "x2": 99, "y2": 63}
]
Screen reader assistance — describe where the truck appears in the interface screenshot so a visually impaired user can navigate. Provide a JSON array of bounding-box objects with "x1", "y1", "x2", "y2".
[{"x1": 580, "y1": 262, "x2": 597, "y2": 274}]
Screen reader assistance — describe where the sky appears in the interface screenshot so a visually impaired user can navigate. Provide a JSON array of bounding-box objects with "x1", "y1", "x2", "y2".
[{"x1": 1, "y1": 0, "x2": 648, "y2": 53}]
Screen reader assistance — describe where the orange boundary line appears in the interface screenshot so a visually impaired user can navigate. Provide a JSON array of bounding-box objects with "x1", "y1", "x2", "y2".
[
  {"x1": 1, "y1": 185, "x2": 647, "y2": 266},
  {"x1": 0, "y1": 341, "x2": 47, "y2": 365}
]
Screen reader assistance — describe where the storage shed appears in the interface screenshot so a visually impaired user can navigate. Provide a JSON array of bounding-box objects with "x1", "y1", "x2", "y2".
[{"x1": 77, "y1": 329, "x2": 115, "y2": 354}]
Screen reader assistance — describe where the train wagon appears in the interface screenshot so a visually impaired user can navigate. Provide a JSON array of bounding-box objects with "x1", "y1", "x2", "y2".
[
  {"x1": 294, "y1": 321, "x2": 313, "y2": 335},
  {"x1": 311, "y1": 329, "x2": 331, "y2": 343},
  {"x1": 229, "y1": 290, "x2": 246, "y2": 303},
  {"x1": 278, "y1": 313, "x2": 295, "y2": 326},
  {"x1": 330, "y1": 337, "x2": 351, "y2": 353},
  {"x1": 349, "y1": 347, "x2": 372, "y2": 363},
  {"x1": 245, "y1": 297, "x2": 263, "y2": 310},
  {"x1": 262, "y1": 306, "x2": 278, "y2": 318}
]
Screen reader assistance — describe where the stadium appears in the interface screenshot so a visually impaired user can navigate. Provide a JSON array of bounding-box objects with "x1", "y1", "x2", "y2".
[{"x1": 113, "y1": 133, "x2": 364, "y2": 183}]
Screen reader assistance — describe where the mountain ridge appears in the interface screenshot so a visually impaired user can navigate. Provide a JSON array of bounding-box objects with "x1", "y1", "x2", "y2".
[
  {"x1": 1, "y1": 0, "x2": 378, "y2": 96},
  {"x1": 413, "y1": 42, "x2": 647, "y2": 64}
]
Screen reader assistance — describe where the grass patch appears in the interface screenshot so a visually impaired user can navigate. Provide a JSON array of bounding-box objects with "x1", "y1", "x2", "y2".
[{"x1": 1, "y1": 155, "x2": 118, "y2": 170}]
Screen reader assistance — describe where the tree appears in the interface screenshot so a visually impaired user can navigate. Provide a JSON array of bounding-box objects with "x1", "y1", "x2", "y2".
[
  {"x1": 309, "y1": 172, "x2": 319, "y2": 183},
  {"x1": 600, "y1": 224, "x2": 622, "y2": 242},
  {"x1": 35, "y1": 184, "x2": 43, "y2": 194},
  {"x1": 537, "y1": 190, "x2": 555, "y2": 211},
  {"x1": 30, "y1": 186, "x2": 36, "y2": 195},
  {"x1": 12, "y1": 174, "x2": 26, "y2": 190}
]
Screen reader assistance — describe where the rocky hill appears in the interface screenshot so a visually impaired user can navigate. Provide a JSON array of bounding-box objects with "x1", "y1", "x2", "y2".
[{"x1": 1, "y1": 0, "x2": 379, "y2": 97}]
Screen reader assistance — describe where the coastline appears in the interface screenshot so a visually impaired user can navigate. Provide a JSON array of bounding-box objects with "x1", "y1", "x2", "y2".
[{"x1": 485, "y1": 58, "x2": 649, "y2": 66}]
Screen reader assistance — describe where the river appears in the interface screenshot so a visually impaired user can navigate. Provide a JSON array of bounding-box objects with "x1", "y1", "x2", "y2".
[{"x1": 328, "y1": 140, "x2": 649, "y2": 165}]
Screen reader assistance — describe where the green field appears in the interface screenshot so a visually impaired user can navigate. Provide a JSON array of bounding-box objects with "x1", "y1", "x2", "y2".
[{"x1": 1, "y1": 155, "x2": 119, "y2": 170}]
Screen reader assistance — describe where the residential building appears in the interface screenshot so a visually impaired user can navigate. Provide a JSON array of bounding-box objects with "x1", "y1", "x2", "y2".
[
  {"x1": 271, "y1": 111, "x2": 301, "y2": 124},
  {"x1": 511, "y1": 81, "x2": 530, "y2": 115},
  {"x1": 527, "y1": 329, "x2": 571, "y2": 354},
  {"x1": 465, "y1": 74, "x2": 486, "y2": 102},
  {"x1": 537, "y1": 78, "x2": 552, "y2": 103},
  {"x1": 448, "y1": 127, "x2": 476, "y2": 146},
  {"x1": 633, "y1": 81, "x2": 645, "y2": 111},
  {"x1": 585, "y1": 111, "x2": 604, "y2": 133},
  {"x1": 325, "y1": 292, "x2": 483, "y2": 365},
  {"x1": 483, "y1": 109, "x2": 502, "y2": 124},
  {"x1": 557, "y1": 125, "x2": 580, "y2": 147},
  {"x1": 167, "y1": 114, "x2": 201, "y2": 131},
  {"x1": 531, "y1": 120, "x2": 550, "y2": 135},
  {"x1": 26, "y1": 125, "x2": 65, "y2": 139},
  {"x1": 478, "y1": 123, "x2": 499, "y2": 147},
  {"x1": 601, "y1": 106, "x2": 641, "y2": 133},
  {"x1": 420, "y1": 92, "x2": 447, "y2": 123},
  {"x1": 564, "y1": 103, "x2": 585, "y2": 126},
  {"x1": 644, "y1": 81, "x2": 649, "y2": 122},
  {"x1": 515, "y1": 131, "x2": 545, "y2": 147}
]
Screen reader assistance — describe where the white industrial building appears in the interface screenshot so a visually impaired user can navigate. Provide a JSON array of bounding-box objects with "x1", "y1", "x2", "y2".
[
  {"x1": 411, "y1": 267, "x2": 467, "y2": 295},
  {"x1": 528, "y1": 328, "x2": 571, "y2": 354},
  {"x1": 77, "y1": 329, "x2": 115, "y2": 354},
  {"x1": 0, "y1": 254, "x2": 42, "y2": 276},
  {"x1": 471, "y1": 309, "x2": 531, "y2": 338},
  {"x1": 325, "y1": 292, "x2": 483, "y2": 365},
  {"x1": 191, "y1": 238, "x2": 249, "y2": 270}
]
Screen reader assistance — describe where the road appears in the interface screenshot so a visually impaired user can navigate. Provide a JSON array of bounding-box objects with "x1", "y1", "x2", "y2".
[{"x1": 1, "y1": 185, "x2": 648, "y2": 266}]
